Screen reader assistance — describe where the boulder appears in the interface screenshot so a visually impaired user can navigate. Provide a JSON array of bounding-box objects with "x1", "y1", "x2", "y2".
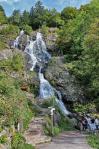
[{"x1": 45, "y1": 57, "x2": 84, "y2": 102}]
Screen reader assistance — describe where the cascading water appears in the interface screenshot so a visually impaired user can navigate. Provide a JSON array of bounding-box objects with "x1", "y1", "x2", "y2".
[
  {"x1": 39, "y1": 69, "x2": 70, "y2": 115},
  {"x1": 14, "y1": 31, "x2": 70, "y2": 116},
  {"x1": 24, "y1": 32, "x2": 51, "y2": 70},
  {"x1": 25, "y1": 40, "x2": 37, "y2": 71},
  {"x1": 14, "y1": 30, "x2": 24, "y2": 48},
  {"x1": 39, "y1": 68, "x2": 55, "y2": 99}
]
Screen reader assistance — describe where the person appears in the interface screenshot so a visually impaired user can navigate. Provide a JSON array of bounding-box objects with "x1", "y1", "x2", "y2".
[
  {"x1": 85, "y1": 114, "x2": 91, "y2": 131},
  {"x1": 82, "y1": 118, "x2": 87, "y2": 131},
  {"x1": 95, "y1": 117, "x2": 99, "y2": 130},
  {"x1": 90, "y1": 118, "x2": 96, "y2": 134}
]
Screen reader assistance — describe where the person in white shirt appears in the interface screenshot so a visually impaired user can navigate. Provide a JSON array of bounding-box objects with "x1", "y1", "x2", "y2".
[
  {"x1": 90, "y1": 118, "x2": 96, "y2": 133},
  {"x1": 95, "y1": 117, "x2": 99, "y2": 130},
  {"x1": 85, "y1": 115, "x2": 91, "y2": 131}
]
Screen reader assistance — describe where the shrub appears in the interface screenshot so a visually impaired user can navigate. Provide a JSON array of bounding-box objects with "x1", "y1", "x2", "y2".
[
  {"x1": 0, "y1": 41, "x2": 7, "y2": 50},
  {"x1": 44, "y1": 116, "x2": 60, "y2": 136},
  {"x1": 0, "y1": 25, "x2": 19, "y2": 50},
  {"x1": 58, "y1": 115, "x2": 74, "y2": 131},
  {"x1": 11, "y1": 133, "x2": 35, "y2": 149},
  {"x1": 0, "y1": 53, "x2": 25, "y2": 72},
  {"x1": 74, "y1": 103, "x2": 96, "y2": 113},
  {"x1": 87, "y1": 134, "x2": 99, "y2": 149},
  {"x1": 44, "y1": 116, "x2": 52, "y2": 136},
  {"x1": 22, "y1": 144, "x2": 35, "y2": 149},
  {"x1": 10, "y1": 54, "x2": 25, "y2": 72},
  {"x1": 0, "y1": 135, "x2": 8, "y2": 144},
  {"x1": 41, "y1": 25, "x2": 49, "y2": 36},
  {"x1": 21, "y1": 25, "x2": 32, "y2": 35},
  {"x1": 0, "y1": 25, "x2": 19, "y2": 38},
  {"x1": 11, "y1": 132, "x2": 25, "y2": 149},
  {"x1": 0, "y1": 72, "x2": 32, "y2": 129}
]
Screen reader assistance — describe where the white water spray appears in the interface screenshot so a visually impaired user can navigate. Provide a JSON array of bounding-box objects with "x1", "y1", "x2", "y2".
[{"x1": 14, "y1": 30, "x2": 24, "y2": 48}]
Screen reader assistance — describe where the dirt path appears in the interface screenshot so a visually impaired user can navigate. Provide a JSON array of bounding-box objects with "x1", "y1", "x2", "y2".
[{"x1": 37, "y1": 131, "x2": 93, "y2": 149}]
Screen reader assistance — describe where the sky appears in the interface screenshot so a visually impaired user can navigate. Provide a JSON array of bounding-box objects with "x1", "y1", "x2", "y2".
[{"x1": 0, "y1": 0, "x2": 91, "y2": 16}]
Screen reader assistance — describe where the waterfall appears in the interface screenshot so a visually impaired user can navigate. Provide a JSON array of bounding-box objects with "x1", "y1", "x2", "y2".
[
  {"x1": 39, "y1": 68, "x2": 55, "y2": 99},
  {"x1": 14, "y1": 31, "x2": 70, "y2": 116},
  {"x1": 13, "y1": 30, "x2": 24, "y2": 48},
  {"x1": 39, "y1": 68, "x2": 70, "y2": 115},
  {"x1": 25, "y1": 40, "x2": 37, "y2": 71}
]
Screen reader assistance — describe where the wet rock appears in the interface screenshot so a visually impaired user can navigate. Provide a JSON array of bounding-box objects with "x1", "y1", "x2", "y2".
[{"x1": 45, "y1": 57, "x2": 84, "y2": 102}]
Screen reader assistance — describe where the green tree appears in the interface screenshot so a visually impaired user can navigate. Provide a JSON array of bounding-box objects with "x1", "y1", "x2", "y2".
[
  {"x1": 9, "y1": 10, "x2": 21, "y2": 25},
  {"x1": 61, "y1": 7, "x2": 78, "y2": 22},
  {"x1": 57, "y1": 0, "x2": 99, "y2": 104},
  {"x1": 21, "y1": 10, "x2": 30, "y2": 25},
  {"x1": 0, "y1": 5, "x2": 7, "y2": 24},
  {"x1": 30, "y1": 1, "x2": 45, "y2": 29},
  {"x1": 47, "y1": 9, "x2": 64, "y2": 27}
]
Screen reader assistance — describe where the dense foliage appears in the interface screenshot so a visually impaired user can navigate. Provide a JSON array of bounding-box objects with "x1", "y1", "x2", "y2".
[
  {"x1": 0, "y1": 5, "x2": 7, "y2": 24},
  {"x1": 7, "y1": 1, "x2": 64, "y2": 29},
  {"x1": 0, "y1": 72, "x2": 32, "y2": 129},
  {"x1": 0, "y1": 24, "x2": 19, "y2": 50},
  {"x1": 57, "y1": 0, "x2": 99, "y2": 106},
  {"x1": 11, "y1": 132, "x2": 35, "y2": 149}
]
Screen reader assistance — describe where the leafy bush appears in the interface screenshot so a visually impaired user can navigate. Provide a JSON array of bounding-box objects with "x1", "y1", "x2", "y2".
[
  {"x1": 44, "y1": 116, "x2": 61, "y2": 136},
  {"x1": 0, "y1": 25, "x2": 19, "y2": 50},
  {"x1": 10, "y1": 54, "x2": 25, "y2": 72},
  {"x1": 0, "y1": 40, "x2": 7, "y2": 50},
  {"x1": 11, "y1": 133, "x2": 25, "y2": 149},
  {"x1": 57, "y1": 0, "x2": 99, "y2": 105},
  {"x1": 11, "y1": 133, "x2": 35, "y2": 149},
  {"x1": 22, "y1": 144, "x2": 35, "y2": 149},
  {"x1": 0, "y1": 53, "x2": 25, "y2": 72},
  {"x1": 74, "y1": 103, "x2": 96, "y2": 113},
  {"x1": 58, "y1": 115, "x2": 74, "y2": 131},
  {"x1": 0, "y1": 6, "x2": 7, "y2": 24},
  {"x1": 21, "y1": 25, "x2": 32, "y2": 35},
  {"x1": 0, "y1": 135, "x2": 8, "y2": 144},
  {"x1": 0, "y1": 72, "x2": 32, "y2": 128},
  {"x1": 44, "y1": 116, "x2": 52, "y2": 136},
  {"x1": 41, "y1": 25, "x2": 49, "y2": 36},
  {"x1": 53, "y1": 126, "x2": 61, "y2": 136},
  {"x1": 87, "y1": 134, "x2": 99, "y2": 149},
  {"x1": 0, "y1": 25, "x2": 19, "y2": 38}
]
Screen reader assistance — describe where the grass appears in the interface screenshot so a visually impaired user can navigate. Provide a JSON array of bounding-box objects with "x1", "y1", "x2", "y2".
[{"x1": 87, "y1": 134, "x2": 99, "y2": 149}]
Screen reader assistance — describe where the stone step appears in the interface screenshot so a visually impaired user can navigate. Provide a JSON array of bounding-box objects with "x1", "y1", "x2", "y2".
[{"x1": 24, "y1": 117, "x2": 51, "y2": 146}]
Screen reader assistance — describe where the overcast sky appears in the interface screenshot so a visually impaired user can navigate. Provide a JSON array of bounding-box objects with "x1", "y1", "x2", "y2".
[{"x1": 0, "y1": 0, "x2": 91, "y2": 16}]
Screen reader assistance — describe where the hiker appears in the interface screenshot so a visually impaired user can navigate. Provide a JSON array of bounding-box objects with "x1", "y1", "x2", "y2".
[
  {"x1": 90, "y1": 118, "x2": 96, "y2": 134},
  {"x1": 85, "y1": 114, "x2": 91, "y2": 131},
  {"x1": 82, "y1": 118, "x2": 87, "y2": 131},
  {"x1": 95, "y1": 117, "x2": 99, "y2": 130}
]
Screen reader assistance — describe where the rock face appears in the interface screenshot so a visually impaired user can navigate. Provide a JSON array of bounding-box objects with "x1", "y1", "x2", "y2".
[
  {"x1": 45, "y1": 57, "x2": 84, "y2": 102},
  {"x1": 18, "y1": 34, "x2": 27, "y2": 50},
  {"x1": 44, "y1": 28, "x2": 58, "y2": 55}
]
